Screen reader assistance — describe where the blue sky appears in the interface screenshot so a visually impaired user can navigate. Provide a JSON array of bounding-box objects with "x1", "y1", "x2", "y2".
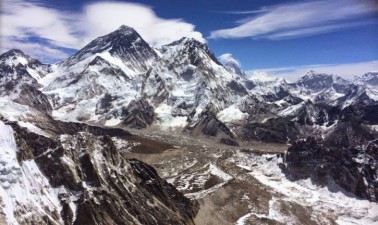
[{"x1": 1, "y1": 0, "x2": 378, "y2": 80}]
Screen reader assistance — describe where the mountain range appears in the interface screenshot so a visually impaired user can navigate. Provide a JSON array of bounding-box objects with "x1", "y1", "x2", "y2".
[{"x1": 1, "y1": 25, "x2": 377, "y2": 224}]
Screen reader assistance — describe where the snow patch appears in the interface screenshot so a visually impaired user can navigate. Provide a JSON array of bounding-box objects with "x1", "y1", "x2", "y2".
[
  {"x1": 217, "y1": 105, "x2": 248, "y2": 123},
  {"x1": 155, "y1": 103, "x2": 187, "y2": 130}
]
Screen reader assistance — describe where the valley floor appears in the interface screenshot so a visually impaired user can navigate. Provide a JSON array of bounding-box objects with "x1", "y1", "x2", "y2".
[{"x1": 121, "y1": 130, "x2": 378, "y2": 225}]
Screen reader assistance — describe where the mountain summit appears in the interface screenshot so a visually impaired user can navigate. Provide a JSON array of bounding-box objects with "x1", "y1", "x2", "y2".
[{"x1": 61, "y1": 25, "x2": 158, "y2": 71}]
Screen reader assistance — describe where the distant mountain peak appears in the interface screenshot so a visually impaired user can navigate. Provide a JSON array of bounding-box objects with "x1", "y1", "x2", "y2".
[
  {"x1": 299, "y1": 70, "x2": 345, "y2": 82},
  {"x1": 355, "y1": 71, "x2": 378, "y2": 87},
  {"x1": 164, "y1": 37, "x2": 206, "y2": 50},
  {"x1": 224, "y1": 60, "x2": 245, "y2": 77},
  {"x1": 162, "y1": 37, "x2": 221, "y2": 66},
  {"x1": 1, "y1": 49, "x2": 29, "y2": 62},
  {"x1": 1, "y1": 49, "x2": 26, "y2": 57},
  {"x1": 0, "y1": 49, "x2": 45, "y2": 69}
]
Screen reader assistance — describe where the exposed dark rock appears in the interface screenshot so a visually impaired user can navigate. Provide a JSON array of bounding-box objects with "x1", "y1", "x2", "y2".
[
  {"x1": 220, "y1": 138, "x2": 239, "y2": 146},
  {"x1": 87, "y1": 56, "x2": 130, "y2": 80},
  {"x1": 121, "y1": 99, "x2": 155, "y2": 128},
  {"x1": 263, "y1": 87, "x2": 290, "y2": 102},
  {"x1": 95, "y1": 93, "x2": 116, "y2": 115},
  {"x1": 242, "y1": 118, "x2": 299, "y2": 144},
  {"x1": 187, "y1": 104, "x2": 234, "y2": 142},
  {"x1": 244, "y1": 80, "x2": 256, "y2": 90},
  {"x1": 8, "y1": 120, "x2": 199, "y2": 225},
  {"x1": 227, "y1": 80, "x2": 248, "y2": 96},
  {"x1": 324, "y1": 122, "x2": 377, "y2": 148},
  {"x1": 282, "y1": 137, "x2": 378, "y2": 202},
  {"x1": 15, "y1": 84, "x2": 53, "y2": 115},
  {"x1": 240, "y1": 96, "x2": 279, "y2": 121}
]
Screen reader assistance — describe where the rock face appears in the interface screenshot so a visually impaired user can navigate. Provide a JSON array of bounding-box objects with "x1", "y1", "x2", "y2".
[
  {"x1": 0, "y1": 120, "x2": 198, "y2": 224},
  {"x1": 282, "y1": 135, "x2": 378, "y2": 202},
  {"x1": 121, "y1": 99, "x2": 155, "y2": 128}
]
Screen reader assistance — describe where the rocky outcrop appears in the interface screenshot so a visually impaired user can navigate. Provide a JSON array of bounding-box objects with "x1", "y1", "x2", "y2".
[
  {"x1": 2, "y1": 120, "x2": 198, "y2": 225},
  {"x1": 281, "y1": 137, "x2": 378, "y2": 202},
  {"x1": 121, "y1": 99, "x2": 155, "y2": 128},
  {"x1": 241, "y1": 118, "x2": 299, "y2": 144},
  {"x1": 187, "y1": 104, "x2": 236, "y2": 144},
  {"x1": 15, "y1": 84, "x2": 53, "y2": 116}
]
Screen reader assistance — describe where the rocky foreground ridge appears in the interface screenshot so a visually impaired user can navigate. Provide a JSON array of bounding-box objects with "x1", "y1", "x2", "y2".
[{"x1": 0, "y1": 118, "x2": 198, "y2": 224}]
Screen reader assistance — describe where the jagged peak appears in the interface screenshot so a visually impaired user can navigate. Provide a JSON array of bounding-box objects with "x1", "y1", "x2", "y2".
[
  {"x1": 61, "y1": 25, "x2": 157, "y2": 68},
  {"x1": 300, "y1": 70, "x2": 325, "y2": 79},
  {"x1": 110, "y1": 25, "x2": 140, "y2": 38},
  {"x1": 116, "y1": 24, "x2": 136, "y2": 32},
  {"x1": 298, "y1": 70, "x2": 345, "y2": 82},
  {"x1": 162, "y1": 37, "x2": 221, "y2": 65},
  {"x1": 164, "y1": 37, "x2": 206, "y2": 49},
  {"x1": 0, "y1": 49, "x2": 45, "y2": 69},
  {"x1": 0, "y1": 49, "x2": 28, "y2": 59},
  {"x1": 359, "y1": 71, "x2": 378, "y2": 79}
]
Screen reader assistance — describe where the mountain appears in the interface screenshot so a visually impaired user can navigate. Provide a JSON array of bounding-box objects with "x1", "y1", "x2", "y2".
[
  {"x1": 0, "y1": 119, "x2": 198, "y2": 225},
  {"x1": 1, "y1": 25, "x2": 377, "y2": 224},
  {"x1": 355, "y1": 71, "x2": 378, "y2": 88},
  {"x1": 0, "y1": 49, "x2": 51, "y2": 98},
  {"x1": 33, "y1": 26, "x2": 378, "y2": 146},
  {"x1": 61, "y1": 25, "x2": 158, "y2": 71}
]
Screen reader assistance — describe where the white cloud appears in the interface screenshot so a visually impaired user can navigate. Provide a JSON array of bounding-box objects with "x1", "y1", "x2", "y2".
[
  {"x1": 0, "y1": 0, "x2": 204, "y2": 62},
  {"x1": 81, "y1": 2, "x2": 204, "y2": 48},
  {"x1": 218, "y1": 53, "x2": 240, "y2": 66},
  {"x1": 246, "y1": 60, "x2": 378, "y2": 81},
  {"x1": 210, "y1": 0, "x2": 378, "y2": 40}
]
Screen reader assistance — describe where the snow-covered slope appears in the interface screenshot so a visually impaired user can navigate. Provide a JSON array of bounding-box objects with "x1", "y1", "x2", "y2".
[
  {"x1": 0, "y1": 121, "x2": 62, "y2": 224},
  {"x1": 39, "y1": 29, "x2": 251, "y2": 142},
  {"x1": 145, "y1": 38, "x2": 247, "y2": 130}
]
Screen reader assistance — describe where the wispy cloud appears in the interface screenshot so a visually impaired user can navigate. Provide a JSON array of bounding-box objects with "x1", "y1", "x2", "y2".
[
  {"x1": 210, "y1": 0, "x2": 378, "y2": 40},
  {"x1": 246, "y1": 60, "x2": 378, "y2": 81},
  {"x1": 0, "y1": 0, "x2": 205, "y2": 62}
]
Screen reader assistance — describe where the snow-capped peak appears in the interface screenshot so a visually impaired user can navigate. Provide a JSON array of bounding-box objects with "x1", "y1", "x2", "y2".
[
  {"x1": 296, "y1": 70, "x2": 350, "y2": 92},
  {"x1": 0, "y1": 49, "x2": 51, "y2": 84},
  {"x1": 60, "y1": 24, "x2": 158, "y2": 70},
  {"x1": 0, "y1": 49, "x2": 39, "y2": 68},
  {"x1": 162, "y1": 37, "x2": 221, "y2": 65},
  {"x1": 354, "y1": 72, "x2": 378, "y2": 89},
  {"x1": 223, "y1": 60, "x2": 246, "y2": 78},
  {"x1": 114, "y1": 24, "x2": 137, "y2": 35}
]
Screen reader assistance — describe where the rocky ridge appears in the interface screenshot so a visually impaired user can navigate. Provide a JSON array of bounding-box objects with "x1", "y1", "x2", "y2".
[{"x1": 0, "y1": 119, "x2": 198, "y2": 225}]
